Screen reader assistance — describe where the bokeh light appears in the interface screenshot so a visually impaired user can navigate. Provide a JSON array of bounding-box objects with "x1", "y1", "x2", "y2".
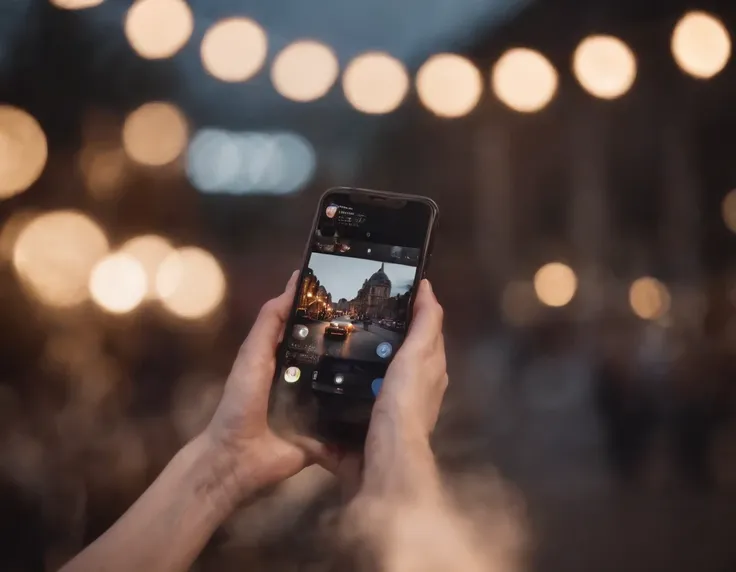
[
  {"x1": 534, "y1": 262, "x2": 577, "y2": 307},
  {"x1": 491, "y1": 48, "x2": 558, "y2": 113},
  {"x1": 271, "y1": 40, "x2": 339, "y2": 102},
  {"x1": 201, "y1": 18, "x2": 268, "y2": 82},
  {"x1": 50, "y1": 0, "x2": 104, "y2": 9},
  {"x1": 187, "y1": 130, "x2": 316, "y2": 195},
  {"x1": 0, "y1": 210, "x2": 37, "y2": 264},
  {"x1": 121, "y1": 234, "x2": 174, "y2": 298},
  {"x1": 13, "y1": 211, "x2": 109, "y2": 308},
  {"x1": 89, "y1": 253, "x2": 147, "y2": 314},
  {"x1": 343, "y1": 52, "x2": 409, "y2": 114},
  {"x1": 155, "y1": 247, "x2": 226, "y2": 319},
  {"x1": 416, "y1": 54, "x2": 482, "y2": 118},
  {"x1": 573, "y1": 35, "x2": 637, "y2": 99},
  {"x1": 722, "y1": 189, "x2": 736, "y2": 233},
  {"x1": 125, "y1": 0, "x2": 194, "y2": 60},
  {"x1": 672, "y1": 11, "x2": 731, "y2": 79},
  {"x1": 0, "y1": 105, "x2": 48, "y2": 199},
  {"x1": 629, "y1": 277, "x2": 670, "y2": 320},
  {"x1": 122, "y1": 102, "x2": 187, "y2": 166}
]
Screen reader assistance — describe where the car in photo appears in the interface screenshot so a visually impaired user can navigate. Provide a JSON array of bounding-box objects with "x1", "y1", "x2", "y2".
[{"x1": 325, "y1": 317, "x2": 354, "y2": 338}]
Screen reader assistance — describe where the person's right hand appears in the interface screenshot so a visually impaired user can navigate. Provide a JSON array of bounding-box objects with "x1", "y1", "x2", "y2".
[{"x1": 343, "y1": 279, "x2": 448, "y2": 499}]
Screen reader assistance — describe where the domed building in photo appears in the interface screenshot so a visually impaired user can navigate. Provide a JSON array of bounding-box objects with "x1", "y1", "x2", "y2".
[{"x1": 353, "y1": 263, "x2": 392, "y2": 319}]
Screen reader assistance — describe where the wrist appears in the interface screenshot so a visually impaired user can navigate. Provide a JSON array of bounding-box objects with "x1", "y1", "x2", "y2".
[{"x1": 185, "y1": 432, "x2": 245, "y2": 518}]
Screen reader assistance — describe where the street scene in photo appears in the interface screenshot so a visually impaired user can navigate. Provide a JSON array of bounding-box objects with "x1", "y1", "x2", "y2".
[{"x1": 289, "y1": 252, "x2": 417, "y2": 363}]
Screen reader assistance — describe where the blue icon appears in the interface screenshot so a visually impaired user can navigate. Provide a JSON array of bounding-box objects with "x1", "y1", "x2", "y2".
[
  {"x1": 376, "y1": 342, "x2": 393, "y2": 359},
  {"x1": 371, "y1": 378, "x2": 384, "y2": 397}
]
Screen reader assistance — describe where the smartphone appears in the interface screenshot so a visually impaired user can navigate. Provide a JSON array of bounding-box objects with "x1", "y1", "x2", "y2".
[{"x1": 270, "y1": 187, "x2": 439, "y2": 449}]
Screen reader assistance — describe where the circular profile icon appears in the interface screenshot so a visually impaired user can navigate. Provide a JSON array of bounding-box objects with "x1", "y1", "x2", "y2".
[
  {"x1": 284, "y1": 367, "x2": 301, "y2": 383},
  {"x1": 325, "y1": 204, "x2": 338, "y2": 219},
  {"x1": 376, "y1": 342, "x2": 393, "y2": 359},
  {"x1": 293, "y1": 325, "x2": 309, "y2": 340},
  {"x1": 334, "y1": 374, "x2": 345, "y2": 385}
]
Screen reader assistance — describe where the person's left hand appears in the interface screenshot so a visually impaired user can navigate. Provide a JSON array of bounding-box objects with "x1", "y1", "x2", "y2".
[{"x1": 200, "y1": 270, "x2": 328, "y2": 507}]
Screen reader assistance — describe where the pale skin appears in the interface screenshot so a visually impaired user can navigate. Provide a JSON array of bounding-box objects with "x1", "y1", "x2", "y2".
[{"x1": 61, "y1": 274, "x2": 448, "y2": 572}]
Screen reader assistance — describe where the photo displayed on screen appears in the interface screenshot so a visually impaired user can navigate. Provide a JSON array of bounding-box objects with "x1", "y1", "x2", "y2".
[
  {"x1": 289, "y1": 253, "x2": 417, "y2": 364},
  {"x1": 278, "y1": 197, "x2": 427, "y2": 402}
]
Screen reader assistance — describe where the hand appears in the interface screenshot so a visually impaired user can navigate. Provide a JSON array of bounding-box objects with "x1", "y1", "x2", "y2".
[
  {"x1": 200, "y1": 271, "x2": 327, "y2": 508},
  {"x1": 329, "y1": 280, "x2": 448, "y2": 499}
]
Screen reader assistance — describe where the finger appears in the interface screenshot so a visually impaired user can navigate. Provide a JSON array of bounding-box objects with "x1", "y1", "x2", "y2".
[
  {"x1": 288, "y1": 435, "x2": 341, "y2": 473},
  {"x1": 240, "y1": 270, "x2": 299, "y2": 360},
  {"x1": 404, "y1": 279, "x2": 443, "y2": 349}
]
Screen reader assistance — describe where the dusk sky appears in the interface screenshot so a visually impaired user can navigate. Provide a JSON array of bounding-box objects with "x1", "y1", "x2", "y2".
[{"x1": 307, "y1": 253, "x2": 417, "y2": 301}]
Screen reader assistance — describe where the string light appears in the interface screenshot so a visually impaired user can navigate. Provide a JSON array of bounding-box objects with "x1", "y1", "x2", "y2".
[
  {"x1": 672, "y1": 11, "x2": 731, "y2": 79},
  {"x1": 13, "y1": 211, "x2": 109, "y2": 308},
  {"x1": 343, "y1": 52, "x2": 409, "y2": 114},
  {"x1": 201, "y1": 18, "x2": 268, "y2": 82},
  {"x1": 156, "y1": 247, "x2": 226, "y2": 319},
  {"x1": 271, "y1": 40, "x2": 339, "y2": 102},
  {"x1": 122, "y1": 102, "x2": 187, "y2": 166},
  {"x1": 50, "y1": 0, "x2": 104, "y2": 9},
  {"x1": 630, "y1": 277, "x2": 670, "y2": 320},
  {"x1": 573, "y1": 35, "x2": 637, "y2": 99},
  {"x1": 121, "y1": 235, "x2": 174, "y2": 298},
  {"x1": 0, "y1": 105, "x2": 48, "y2": 200},
  {"x1": 492, "y1": 48, "x2": 558, "y2": 113},
  {"x1": 416, "y1": 54, "x2": 482, "y2": 118},
  {"x1": 534, "y1": 263, "x2": 577, "y2": 307},
  {"x1": 89, "y1": 253, "x2": 148, "y2": 314},
  {"x1": 125, "y1": 0, "x2": 194, "y2": 60}
]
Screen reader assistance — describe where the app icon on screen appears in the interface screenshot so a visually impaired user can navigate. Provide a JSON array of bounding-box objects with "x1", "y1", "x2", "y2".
[
  {"x1": 293, "y1": 325, "x2": 309, "y2": 340},
  {"x1": 371, "y1": 378, "x2": 383, "y2": 397},
  {"x1": 376, "y1": 342, "x2": 393, "y2": 359},
  {"x1": 284, "y1": 367, "x2": 301, "y2": 383},
  {"x1": 334, "y1": 374, "x2": 345, "y2": 385},
  {"x1": 325, "y1": 204, "x2": 338, "y2": 218}
]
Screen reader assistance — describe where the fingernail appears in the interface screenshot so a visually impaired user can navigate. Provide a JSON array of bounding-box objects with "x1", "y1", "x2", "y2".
[{"x1": 286, "y1": 270, "x2": 299, "y2": 289}]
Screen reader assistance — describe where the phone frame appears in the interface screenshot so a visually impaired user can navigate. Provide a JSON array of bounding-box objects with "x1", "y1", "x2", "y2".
[{"x1": 272, "y1": 186, "x2": 439, "y2": 444}]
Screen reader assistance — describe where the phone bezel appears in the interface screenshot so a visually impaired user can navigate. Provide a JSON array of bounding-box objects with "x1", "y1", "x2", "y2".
[{"x1": 272, "y1": 186, "x2": 439, "y2": 447}]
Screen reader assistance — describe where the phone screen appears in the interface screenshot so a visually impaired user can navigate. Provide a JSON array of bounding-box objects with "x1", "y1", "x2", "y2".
[{"x1": 273, "y1": 190, "x2": 435, "y2": 443}]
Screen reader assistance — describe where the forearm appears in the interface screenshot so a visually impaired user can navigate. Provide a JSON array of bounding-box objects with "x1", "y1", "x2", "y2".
[{"x1": 61, "y1": 434, "x2": 237, "y2": 572}]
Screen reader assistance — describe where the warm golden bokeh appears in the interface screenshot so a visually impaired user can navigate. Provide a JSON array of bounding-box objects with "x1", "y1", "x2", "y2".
[
  {"x1": 201, "y1": 18, "x2": 268, "y2": 82},
  {"x1": 722, "y1": 189, "x2": 736, "y2": 233},
  {"x1": 491, "y1": 48, "x2": 558, "y2": 113},
  {"x1": 121, "y1": 235, "x2": 174, "y2": 298},
  {"x1": 534, "y1": 262, "x2": 578, "y2": 307},
  {"x1": 672, "y1": 11, "x2": 731, "y2": 79},
  {"x1": 122, "y1": 102, "x2": 188, "y2": 166},
  {"x1": 13, "y1": 211, "x2": 109, "y2": 308},
  {"x1": 89, "y1": 253, "x2": 148, "y2": 314},
  {"x1": 271, "y1": 40, "x2": 339, "y2": 102},
  {"x1": 343, "y1": 52, "x2": 409, "y2": 114},
  {"x1": 0, "y1": 106, "x2": 48, "y2": 199},
  {"x1": 573, "y1": 35, "x2": 637, "y2": 99},
  {"x1": 155, "y1": 247, "x2": 226, "y2": 319},
  {"x1": 416, "y1": 54, "x2": 483, "y2": 118},
  {"x1": 125, "y1": 0, "x2": 194, "y2": 60},
  {"x1": 50, "y1": 0, "x2": 104, "y2": 9},
  {"x1": 629, "y1": 277, "x2": 671, "y2": 320},
  {"x1": 0, "y1": 210, "x2": 37, "y2": 264}
]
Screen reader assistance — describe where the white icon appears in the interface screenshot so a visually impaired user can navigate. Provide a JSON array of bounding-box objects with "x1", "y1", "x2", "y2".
[
  {"x1": 284, "y1": 367, "x2": 301, "y2": 383},
  {"x1": 367, "y1": 248, "x2": 372, "y2": 254},
  {"x1": 293, "y1": 325, "x2": 309, "y2": 340},
  {"x1": 376, "y1": 342, "x2": 393, "y2": 359},
  {"x1": 334, "y1": 374, "x2": 344, "y2": 385},
  {"x1": 325, "y1": 204, "x2": 338, "y2": 218}
]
